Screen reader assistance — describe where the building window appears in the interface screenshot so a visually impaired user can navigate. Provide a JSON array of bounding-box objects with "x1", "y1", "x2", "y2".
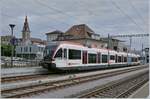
[
  {"x1": 110, "y1": 55, "x2": 115, "y2": 60},
  {"x1": 69, "y1": 49, "x2": 81, "y2": 59},
  {"x1": 24, "y1": 47, "x2": 26, "y2": 52},
  {"x1": 114, "y1": 46, "x2": 118, "y2": 51},
  {"x1": 26, "y1": 47, "x2": 28, "y2": 52},
  {"x1": 21, "y1": 47, "x2": 22, "y2": 52},
  {"x1": 24, "y1": 47, "x2": 28, "y2": 52},
  {"x1": 88, "y1": 53, "x2": 96, "y2": 63},
  {"x1": 102, "y1": 55, "x2": 108, "y2": 63}
]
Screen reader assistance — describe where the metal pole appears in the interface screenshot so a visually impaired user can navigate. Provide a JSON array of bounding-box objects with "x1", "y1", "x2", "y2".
[
  {"x1": 129, "y1": 36, "x2": 132, "y2": 52},
  {"x1": 108, "y1": 34, "x2": 110, "y2": 66},
  {"x1": 9, "y1": 24, "x2": 15, "y2": 67},
  {"x1": 142, "y1": 43, "x2": 144, "y2": 64}
]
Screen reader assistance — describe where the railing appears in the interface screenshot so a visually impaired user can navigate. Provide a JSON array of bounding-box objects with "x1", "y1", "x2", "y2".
[{"x1": 1, "y1": 59, "x2": 42, "y2": 68}]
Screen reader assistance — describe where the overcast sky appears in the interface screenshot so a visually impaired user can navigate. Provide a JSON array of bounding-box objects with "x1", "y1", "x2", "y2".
[{"x1": 0, "y1": 0, "x2": 149, "y2": 50}]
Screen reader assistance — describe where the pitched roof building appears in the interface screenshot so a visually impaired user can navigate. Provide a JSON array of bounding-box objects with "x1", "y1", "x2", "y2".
[
  {"x1": 65, "y1": 24, "x2": 95, "y2": 38},
  {"x1": 45, "y1": 24, "x2": 129, "y2": 52}
]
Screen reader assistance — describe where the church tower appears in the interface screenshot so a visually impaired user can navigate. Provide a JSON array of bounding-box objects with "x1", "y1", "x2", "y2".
[{"x1": 22, "y1": 16, "x2": 31, "y2": 44}]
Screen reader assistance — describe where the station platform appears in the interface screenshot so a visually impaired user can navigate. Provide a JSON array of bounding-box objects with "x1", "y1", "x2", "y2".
[{"x1": 129, "y1": 82, "x2": 149, "y2": 98}]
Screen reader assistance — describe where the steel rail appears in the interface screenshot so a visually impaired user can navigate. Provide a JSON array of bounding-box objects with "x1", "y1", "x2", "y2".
[
  {"x1": 115, "y1": 78, "x2": 148, "y2": 98},
  {"x1": 1, "y1": 65, "x2": 146, "y2": 83},
  {"x1": 1, "y1": 65, "x2": 148, "y2": 98},
  {"x1": 1, "y1": 73, "x2": 50, "y2": 83},
  {"x1": 76, "y1": 71, "x2": 148, "y2": 98}
]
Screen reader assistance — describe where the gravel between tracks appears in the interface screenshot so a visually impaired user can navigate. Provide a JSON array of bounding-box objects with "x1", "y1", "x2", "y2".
[
  {"x1": 31, "y1": 67, "x2": 148, "y2": 98},
  {"x1": 74, "y1": 71, "x2": 148, "y2": 98}
]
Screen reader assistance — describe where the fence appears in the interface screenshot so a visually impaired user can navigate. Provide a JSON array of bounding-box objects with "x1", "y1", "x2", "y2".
[{"x1": 1, "y1": 59, "x2": 42, "y2": 68}]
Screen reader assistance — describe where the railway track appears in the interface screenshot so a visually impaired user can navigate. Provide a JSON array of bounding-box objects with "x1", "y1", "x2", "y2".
[
  {"x1": 1, "y1": 65, "x2": 148, "y2": 98},
  {"x1": 75, "y1": 71, "x2": 149, "y2": 98},
  {"x1": 1, "y1": 65, "x2": 146, "y2": 83},
  {"x1": 1, "y1": 73, "x2": 51, "y2": 83}
]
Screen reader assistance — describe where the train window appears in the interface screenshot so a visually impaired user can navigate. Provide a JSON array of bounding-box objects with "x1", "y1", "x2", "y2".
[
  {"x1": 110, "y1": 55, "x2": 115, "y2": 60},
  {"x1": 124, "y1": 57, "x2": 127, "y2": 62},
  {"x1": 122, "y1": 55, "x2": 124, "y2": 62},
  {"x1": 88, "y1": 53, "x2": 96, "y2": 63},
  {"x1": 131, "y1": 57, "x2": 134, "y2": 62},
  {"x1": 118, "y1": 56, "x2": 122, "y2": 62},
  {"x1": 138, "y1": 57, "x2": 141, "y2": 60},
  {"x1": 102, "y1": 55, "x2": 108, "y2": 63},
  {"x1": 54, "y1": 48, "x2": 62, "y2": 58},
  {"x1": 69, "y1": 49, "x2": 81, "y2": 59},
  {"x1": 64, "y1": 49, "x2": 67, "y2": 59}
]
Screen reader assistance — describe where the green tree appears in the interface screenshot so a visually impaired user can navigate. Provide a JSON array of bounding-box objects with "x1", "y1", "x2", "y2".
[{"x1": 1, "y1": 44, "x2": 14, "y2": 56}]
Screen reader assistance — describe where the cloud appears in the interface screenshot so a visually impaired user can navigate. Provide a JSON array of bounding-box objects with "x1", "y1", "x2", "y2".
[{"x1": 1, "y1": 0, "x2": 149, "y2": 49}]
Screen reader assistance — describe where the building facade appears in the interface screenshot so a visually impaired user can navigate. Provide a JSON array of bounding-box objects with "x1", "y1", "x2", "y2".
[
  {"x1": 1, "y1": 35, "x2": 22, "y2": 46},
  {"x1": 46, "y1": 30, "x2": 63, "y2": 42},
  {"x1": 46, "y1": 24, "x2": 130, "y2": 52},
  {"x1": 16, "y1": 44, "x2": 45, "y2": 59},
  {"x1": 55, "y1": 24, "x2": 107, "y2": 49},
  {"x1": 1, "y1": 35, "x2": 12, "y2": 45},
  {"x1": 58, "y1": 24, "x2": 126, "y2": 51},
  {"x1": 15, "y1": 16, "x2": 46, "y2": 59}
]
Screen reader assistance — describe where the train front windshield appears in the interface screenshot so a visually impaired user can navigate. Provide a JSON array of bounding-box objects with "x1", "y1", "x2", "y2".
[{"x1": 43, "y1": 45, "x2": 57, "y2": 60}]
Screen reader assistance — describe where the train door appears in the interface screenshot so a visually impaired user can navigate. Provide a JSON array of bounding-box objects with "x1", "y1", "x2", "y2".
[{"x1": 82, "y1": 51, "x2": 87, "y2": 64}]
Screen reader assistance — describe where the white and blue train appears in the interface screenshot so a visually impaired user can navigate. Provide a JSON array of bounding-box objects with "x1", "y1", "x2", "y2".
[{"x1": 40, "y1": 42, "x2": 140, "y2": 71}]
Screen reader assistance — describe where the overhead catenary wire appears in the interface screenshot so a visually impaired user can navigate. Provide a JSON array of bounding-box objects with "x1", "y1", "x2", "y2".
[
  {"x1": 127, "y1": 0, "x2": 147, "y2": 24},
  {"x1": 111, "y1": 33, "x2": 149, "y2": 38},
  {"x1": 2, "y1": 0, "x2": 148, "y2": 36},
  {"x1": 109, "y1": 0, "x2": 146, "y2": 33},
  {"x1": 36, "y1": 0, "x2": 71, "y2": 26},
  {"x1": 78, "y1": 0, "x2": 147, "y2": 36},
  {"x1": 36, "y1": 0, "x2": 102, "y2": 27}
]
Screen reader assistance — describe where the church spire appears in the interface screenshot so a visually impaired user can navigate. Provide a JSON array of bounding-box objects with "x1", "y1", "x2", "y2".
[
  {"x1": 22, "y1": 16, "x2": 30, "y2": 32},
  {"x1": 22, "y1": 16, "x2": 31, "y2": 44}
]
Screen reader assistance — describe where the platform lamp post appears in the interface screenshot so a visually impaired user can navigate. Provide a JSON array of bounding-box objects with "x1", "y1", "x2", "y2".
[{"x1": 9, "y1": 24, "x2": 15, "y2": 67}]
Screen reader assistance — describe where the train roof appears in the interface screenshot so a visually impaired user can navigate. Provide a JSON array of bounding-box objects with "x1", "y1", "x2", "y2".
[{"x1": 48, "y1": 42, "x2": 140, "y2": 56}]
